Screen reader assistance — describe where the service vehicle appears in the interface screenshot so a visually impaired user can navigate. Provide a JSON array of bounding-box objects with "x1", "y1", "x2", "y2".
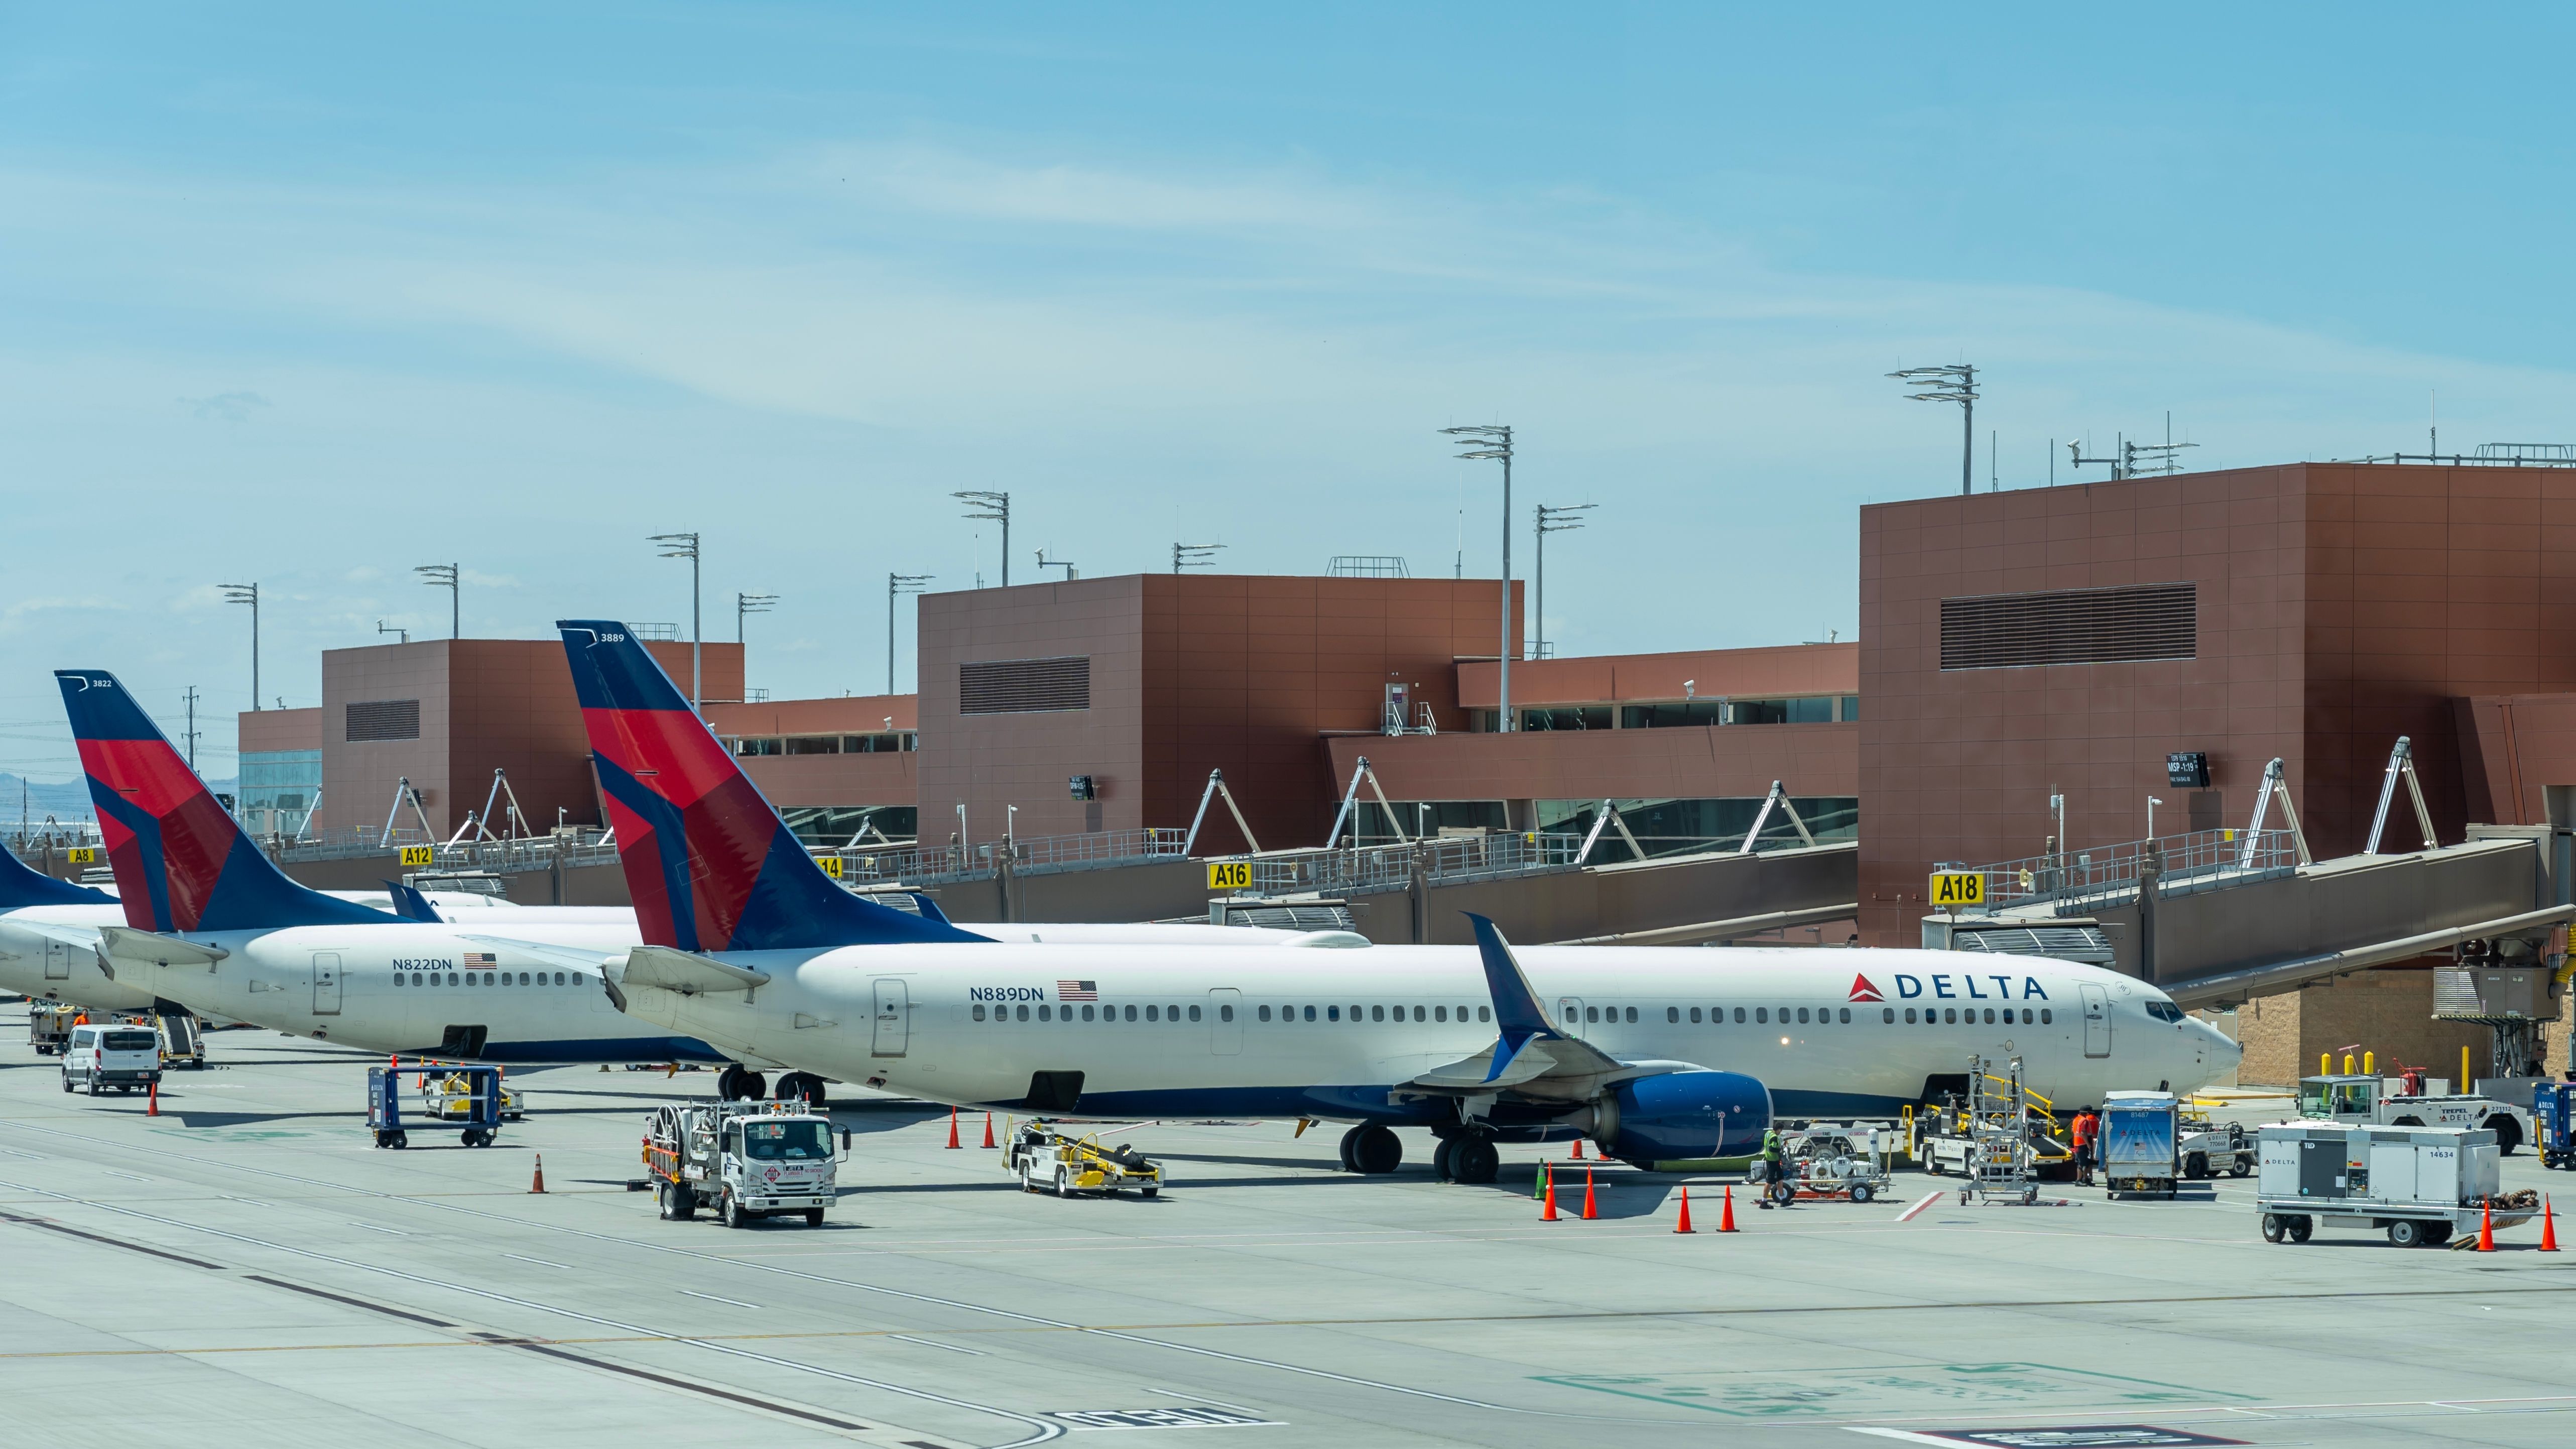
[
  {"x1": 645, "y1": 1099, "x2": 848, "y2": 1228},
  {"x1": 1008, "y1": 1120, "x2": 1164, "y2": 1197},
  {"x1": 59, "y1": 1022, "x2": 163, "y2": 1096},
  {"x1": 2537, "y1": 1081, "x2": 2576, "y2": 1170},
  {"x1": 28, "y1": 1002, "x2": 76, "y2": 1055},
  {"x1": 155, "y1": 1013, "x2": 205, "y2": 1070},
  {"x1": 2099, "y1": 1090, "x2": 2180, "y2": 1198},
  {"x1": 2178, "y1": 1107, "x2": 2254, "y2": 1178},
  {"x1": 418, "y1": 1070, "x2": 524, "y2": 1122},
  {"x1": 2299, "y1": 1073, "x2": 2533, "y2": 1155},
  {"x1": 2255, "y1": 1122, "x2": 2536, "y2": 1247},
  {"x1": 1754, "y1": 1123, "x2": 1892, "y2": 1204},
  {"x1": 367, "y1": 1062, "x2": 503, "y2": 1148}
]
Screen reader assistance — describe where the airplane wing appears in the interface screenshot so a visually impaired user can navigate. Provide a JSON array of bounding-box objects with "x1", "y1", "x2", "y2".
[
  {"x1": 619, "y1": 945, "x2": 773, "y2": 996},
  {"x1": 1397, "y1": 913, "x2": 1700, "y2": 1103},
  {"x1": 454, "y1": 935, "x2": 625, "y2": 977}
]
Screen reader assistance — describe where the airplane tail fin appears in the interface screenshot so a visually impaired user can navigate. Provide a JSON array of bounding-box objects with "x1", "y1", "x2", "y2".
[
  {"x1": 384, "y1": 880, "x2": 444, "y2": 923},
  {"x1": 55, "y1": 670, "x2": 393, "y2": 932},
  {"x1": 553, "y1": 621, "x2": 985, "y2": 951},
  {"x1": 0, "y1": 840, "x2": 115, "y2": 909}
]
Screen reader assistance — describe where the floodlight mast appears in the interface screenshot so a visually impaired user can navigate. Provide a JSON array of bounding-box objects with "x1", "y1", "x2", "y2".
[
  {"x1": 736, "y1": 591, "x2": 777, "y2": 645},
  {"x1": 219, "y1": 582, "x2": 261, "y2": 711},
  {"x1": 415, "y1": 563, "x2": 459, "y2": 638},
  {"x1": 888, "y1": 573, "x2": 932, "y2": 695},
  {"x1": 1534, "y1": 502, "x2": 1595, "y2": 661},
  {"x1": 1887, "y1": 364, "x2": 1979, "y2": 496},
  {"x1": 649, "y1": 533, "x2": 702, "y2": 713},
  {"x1": 953, "y1": 492, "x2": 1011, "y2": 586},
  {"x1": 1442, "y1": 424, "x2": 1515, "y2": 729},
  {"x1": 1173, "y1": 542, "x2": 1224, "y2": 573}
]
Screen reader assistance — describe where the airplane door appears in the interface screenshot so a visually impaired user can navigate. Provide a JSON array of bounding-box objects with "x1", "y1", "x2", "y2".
[
  {"x1": 2080, "y1": 984, "x2": 2109, "y2": 1057},
  {"x1": 44, "y1": 940, "x2": 70, "y2": 980},
  {"x1": 312, "y1": 953, "x2": 342, "y2": 1015},
  {"x1": 1208, "y1": 988, "x2": 1242, "y2": 1055},
  {"x1": 871, "y1": 978, "x2": 909, "y2": 1057},
  {"x1": 1557, "y1": 997, "x2": 1586, "y2": 1031}
]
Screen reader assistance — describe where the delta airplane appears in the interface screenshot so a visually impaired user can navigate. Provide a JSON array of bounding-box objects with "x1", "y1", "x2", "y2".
[
  {"x1": 554, "y1": 620, "x2": 2239, "y2": 1180},
  {"x1": 51, "y1": 669, "x2": 1334, "y2": 1097}
]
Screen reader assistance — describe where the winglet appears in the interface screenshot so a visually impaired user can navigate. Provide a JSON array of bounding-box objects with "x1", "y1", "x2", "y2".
[
  {"x1": 905, "y1": 891, "x2": 952, "y2": 925},
  {"x1": 384, "y1": 880, "x2": 443, "y2": 923},
  {"x1": 1465, "y1": 913, "x2": 1556, "y2": 1040},
  {"x1": 0, "y1": 841, "x2": 115, "y2": 909}
]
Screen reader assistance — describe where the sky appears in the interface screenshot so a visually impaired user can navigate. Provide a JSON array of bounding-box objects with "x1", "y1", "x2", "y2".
[{"x1": 6, "y1": 4, "x2": 2576, "y2": 788}]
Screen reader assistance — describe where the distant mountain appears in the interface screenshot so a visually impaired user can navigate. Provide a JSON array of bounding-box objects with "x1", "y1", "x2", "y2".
[{"x1": 0, "y1": 772, "x2": 237, "y2": 827}]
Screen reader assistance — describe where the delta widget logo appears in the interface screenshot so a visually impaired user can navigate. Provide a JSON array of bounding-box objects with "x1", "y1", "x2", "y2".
[{"x1": 1847, "y1": 974, "x2": 1886, "y2": 1003}]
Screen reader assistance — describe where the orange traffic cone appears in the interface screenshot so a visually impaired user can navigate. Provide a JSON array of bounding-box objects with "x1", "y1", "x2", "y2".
[
  {"x1": 946, "y1": 1107, "x2": 961, "y2": 1149},
  {"x1": 2480, "y1": 1197, "x2": 2495, "y2": 1252},
  {"x1": 530, "y1": 1154, "x2": 547, "y2": 1193},
  {"x1": 1675, "y1": 1187, "x2": 1694, "y2": 1234},
  {"x1": 1720, "y1": 1184, "x2": 1739, "y2": 1232},
  {"x1": 1571, "y1": 1138, "x2": 1585, "y2": 1159},
  {"x1": 1581, "y1": 1169, "x2": 1599, "y2": 1220},
  {"x1": 147, "y1": 1080, "x2": 158, "y2": 1117},
  {"x1": 1542, "y1": 1167, "x2": 1558, "y2": 1221},
  {"x1": 2543, "y1": 1197, "x2": 2560, "y2": 1253},
  {"x1": 982, "y1": 1112, "x2": 998, "y2": 1148}
]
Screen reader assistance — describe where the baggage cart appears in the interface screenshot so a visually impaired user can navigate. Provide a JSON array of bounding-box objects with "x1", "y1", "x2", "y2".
[
  {"x1": 2538, "y1": 1081, "x2": 2576, "y2": 1170},
  {"x1": 368, "y1": 1063, "x2": 502, "y2": 1148},
  {"x1": 2100, "y1": 1091, "x2": 2180, "y2": 1198}
]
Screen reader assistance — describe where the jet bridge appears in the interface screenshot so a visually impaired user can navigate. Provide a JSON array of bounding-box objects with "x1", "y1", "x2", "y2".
[{"x1": 1925, "y1": 747, "x2": 2575, "y2": 1019}]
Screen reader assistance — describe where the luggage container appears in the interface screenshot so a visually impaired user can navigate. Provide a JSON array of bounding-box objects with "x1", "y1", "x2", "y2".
[
  {"x1": 2100, "y1": 1091, "x2": 2179, "y2": 1198},
  {"x1": 2537, "y1": 1081, "x2": 2576, "y2": 1170},
  {"x1": 2254, "y1": 1122, "x2": 2535, "y2": 1247}
]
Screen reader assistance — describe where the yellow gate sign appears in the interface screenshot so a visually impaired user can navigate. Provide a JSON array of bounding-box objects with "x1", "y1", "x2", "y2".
[
  {"x1": 817, "y1": 854, "x2": 844, "y2": 878},
  {"x1": 65, "y1": 847, "x2": 98, "y2": 866},
  {"x1": 1207, "y1": 860, "x2": 1253, "y2": 891},
  {"x1": 398, "y1": 845, "x2": 436, "y2": 868},
  {"x1": 1929, "y1": 871, "x2": 1985, "y2": 908}
]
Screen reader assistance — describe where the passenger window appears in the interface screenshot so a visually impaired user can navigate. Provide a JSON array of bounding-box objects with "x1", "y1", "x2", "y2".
[
  {"x1": 1258, "y1": 1005, "x2": 1271, "y2": 1021},
  {"x1": 1217, "y1": 1005, "x2": 1232, "y2": 1021},
  {"x1": 1169, "y1": 1004, "x2": 1181, "y2": 1021},
  {"x1": 1080, "y1": 1005, "x2": 1094, "y2": 1022},
  {"x1": 1904, "y1": 1008, "x2": 1916, "y2": 1023},
  {"x1": 1039, "y1": 1005, "x2": 1052, "y2": 1021},
  {"x1": 1796, "y1": 1007, "x2": 1809, "y2": 1024},
  {"x1": 1478, "y1": 1006, "x2": 1491, "y2": 1022},
  {"x1": 1585, "y1": 1006, "x2": 1599, "y2": 1023},
  {"x1": 1756, "y1": 1008, "x2": 1768, "y2": 1024},
  {"x1": 1667, "y1": 1007, "x2": 1679, "y2": 1023},
  {"x1": 1688, "y1": 1007, "x2": 1702, "y2": 1024},
  {"x1": 1839, "y1": 1007, "x2": 1851, "y2": 1024},
  {"x1": 1302, "y1": 1005, "x2": 1316, "y2": 1022},
  {"x1": 1983, "y1": 1008, "x2": 1995, "y2": 1024},
  {"x1": 1882, "y1": 1007, "x2": 1895, "y2": 1023},
  {"x1": 1016, "y1": 1004, "x2": 1030, "y2": 1021},
  {"x1": 1125, "y1": 1005, "x2": 1139, "y2": 1022},
  {"x1": 555, "y1": 972, "x2": 567, "y2": 986},
  {"x1": 1145, "y1": 1005, "x2": 1159, "y2": 1022},
  {"x1": 1434, "y1": 1005, "x2": 1447, "y2": 1022},
  {"x1": 1735, "y1": 1007, "x2": 1747, "y2": 1023},
  {"x1": 1624, "y1": 1007, "x2": 1637, "y2": 1024},
  {"x1": 1327, "y1": 1005, "x2": 1340, "y2": 1022},
  {"x1": 1416, "y1": 1005, "x2": 1429, "y2": 1023},
  {"x1": 1189, "y1": 1004, "x2": 1203, "y2": 1021},
  {"x1": 1372, "y1": 1005, "x2": 1385, "y2": 1022},
  {"x1": 1943, "y1": 1008, "x2": 1956, "y2": 1024},
  {"x1": 1457, "y1": 1005, "x2": 1471, "y2": 1020},
  {"x1": 972, "y1": 1004, "x2": 987, "y2": 1022},
  {"x1": 2041, "y1": 1008, "x2": 2052, "y2": 1024},
  {"x1": 394, "y1": 975, "x2": 405, "y2": 988}
]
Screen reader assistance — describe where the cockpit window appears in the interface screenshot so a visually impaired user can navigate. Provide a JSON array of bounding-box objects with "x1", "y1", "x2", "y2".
[{"x1": 2145, "y1": 1001, "x2": 2184, "y2": 1022}]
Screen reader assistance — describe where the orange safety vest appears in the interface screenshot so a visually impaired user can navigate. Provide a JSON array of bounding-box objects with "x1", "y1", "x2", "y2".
[{"x1": 2071, "y1": 1113, "x2": 2095, "y2": 1146}]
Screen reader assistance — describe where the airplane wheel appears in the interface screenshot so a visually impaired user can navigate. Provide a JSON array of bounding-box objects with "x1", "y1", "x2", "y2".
[
  {"x1": 1336, "y1": 1126, "x2": 1364, "y2": 1172},
  {"x1": 741, "y1": 1071, "x2": 767, "y2": 1102},
  {"x1": 716, "y1": 1065, "x2": 746, "y2": 1101},
  {"x1": 1351, "y1": 1126, "x2": 1403, "y2": 1175},
  {"x1": 1452, "y1": 1137, "x2": 1499, "y2": 1184},
  {"x1": 1431, "y1": 1138, "x2": 1459, "y2": 1182}
]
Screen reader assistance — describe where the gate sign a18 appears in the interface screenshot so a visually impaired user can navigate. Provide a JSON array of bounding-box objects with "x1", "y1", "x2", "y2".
[{"x1": 1929, "y1": 871, "x2": 1984, "y2": 907}]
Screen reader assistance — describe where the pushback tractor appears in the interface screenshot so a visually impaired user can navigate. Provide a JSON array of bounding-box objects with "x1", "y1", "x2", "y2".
[{"x1": 646, "y1": 1099, "x2": 850, "y2": 1228}]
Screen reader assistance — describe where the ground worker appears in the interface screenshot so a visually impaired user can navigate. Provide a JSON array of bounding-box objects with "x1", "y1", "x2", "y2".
[
  {"x1": 2070, "y1": 1106, "x2": 2098, "y2": 1185},
  {"x1": 1755, "y1": 1127, "x2": 1786, "y2": 1208},
  {"x1": 71, "y1": 1011, "x2": 88, "y2": 1026}
]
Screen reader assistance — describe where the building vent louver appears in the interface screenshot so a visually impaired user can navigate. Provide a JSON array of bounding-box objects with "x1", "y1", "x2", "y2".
[
  {"x1": 1940, "y1": 582, "x2": 2195, "y2": 670},
  {"x1": 345, "y1": 698, "x2": 422, "y2": 742},
  {"x1": 959, "y1": 656, "x2": 1091, "y2": 714}
]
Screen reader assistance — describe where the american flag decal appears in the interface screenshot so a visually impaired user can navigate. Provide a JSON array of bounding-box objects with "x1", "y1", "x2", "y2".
[
  {"x1": 1056, "y1": 980, "x2": 1097, "y2": 1001},
  {"x1": 464, "y1": 952, "x2": 496, "y2": 968}
]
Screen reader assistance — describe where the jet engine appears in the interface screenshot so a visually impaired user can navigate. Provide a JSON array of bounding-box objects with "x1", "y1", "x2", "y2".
[{"x1": 1588, "y1": 1070, "x2": 1771, "y2": 1166}]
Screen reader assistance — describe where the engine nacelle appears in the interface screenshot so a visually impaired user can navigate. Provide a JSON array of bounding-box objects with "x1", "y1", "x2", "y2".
[{"x1": 1594, "y1": 1070, "x2": 1771, "y2": 1166}]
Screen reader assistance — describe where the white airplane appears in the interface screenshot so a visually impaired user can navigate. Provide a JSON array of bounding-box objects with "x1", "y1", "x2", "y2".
[
  {"x1": 554, "y1": 619, "x2": 2239, "y2": 1180},
  {"x1": 49, "y1": 668, "x2": 1329, "y2": 1098}
]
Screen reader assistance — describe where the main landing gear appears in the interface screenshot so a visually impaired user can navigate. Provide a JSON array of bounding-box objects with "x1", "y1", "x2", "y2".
[
  {"x1": 716, "y1": 1064, "x2": 770, "y2": 1102},
  {"x1": 1432, "y1": 1134, "x2": 1500, "y2": 1184},
  {"x1": 1338, "y1": 1124, "x2": 1403, "y2": 1175}
]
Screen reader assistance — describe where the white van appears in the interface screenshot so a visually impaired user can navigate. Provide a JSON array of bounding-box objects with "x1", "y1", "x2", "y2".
[{"x1": 61, "y1": 1023, "x2": 164, "y2": 1096}]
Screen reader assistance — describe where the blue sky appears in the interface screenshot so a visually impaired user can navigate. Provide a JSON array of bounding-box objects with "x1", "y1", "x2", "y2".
[{"x1": 6, "y1": 4, "x2": 2574, "y2": 784}]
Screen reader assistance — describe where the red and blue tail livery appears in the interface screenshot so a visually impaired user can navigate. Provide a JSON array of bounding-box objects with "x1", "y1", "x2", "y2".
[
  {"x1": 555, "y1": 621, "x2": 985, "y2": 952},
  {"x1": 0, "y1": 835, "x2": 116, "y2": 909},
  {"x1": 55, "y1": 670, "x2": 393, "y2": 933}
]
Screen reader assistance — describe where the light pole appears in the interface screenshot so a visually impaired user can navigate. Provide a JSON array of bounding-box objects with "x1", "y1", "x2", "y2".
[
  {"x1": 888, "y1": 573, "x2": 932, "y2": 695},
  {"x1": 220, "y1": 582, "x2": 260, "y2": 711},
  {"x1": 736, "y1": 591, "x2": 776, "y2": 643},
  {"x1": 1442, "y1": 425, "x2": 1514, "y2": 730},
  {"x1": 1888, "y1": 364, "x2": 1979, "y2": 496},
  {"x1": 1534, "y1": 502, "x2": 1595, "y2": 661},
  {"x1": 650, "y1": 533, "x2": 702, "y2": 712},
  {"x1": 415, "y1": 563, "x2": 458, "y2": 638},
  {"x1": 1173, "y1": 542, "x2": 1224, "y2": 573},
  {"x1": 953, "y1": 492, "x2": 1011, "y2": 586}
]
